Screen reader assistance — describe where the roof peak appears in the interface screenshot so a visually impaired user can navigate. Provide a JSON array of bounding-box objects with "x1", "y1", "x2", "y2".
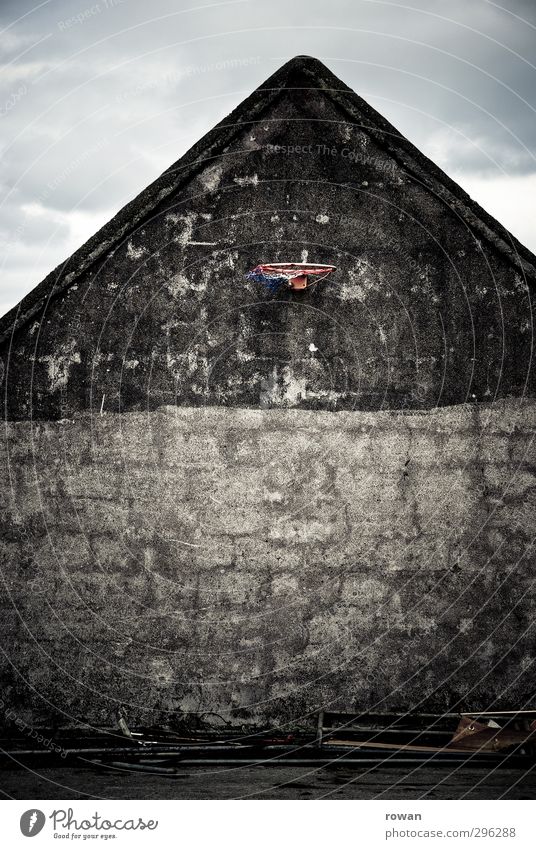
[{"x1": 258, "y1": 55, "x2": 351, "y2": 92}]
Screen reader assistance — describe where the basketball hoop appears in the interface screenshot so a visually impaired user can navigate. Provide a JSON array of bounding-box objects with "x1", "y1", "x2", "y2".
[{"x1": 246, "y1": 262, "x2": 336, "y2": 293}]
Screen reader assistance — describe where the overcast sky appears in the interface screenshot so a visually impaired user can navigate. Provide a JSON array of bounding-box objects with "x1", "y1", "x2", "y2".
[{"x1": 1, "y1": 0, "x2": 535, "y2": 317}]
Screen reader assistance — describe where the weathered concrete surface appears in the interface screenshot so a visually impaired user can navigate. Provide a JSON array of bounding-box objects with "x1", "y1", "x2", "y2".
[
  {"x1": 1, "y1": 57, "x2": 534, "y2": 733},
  {"x1": 1, "y1": 400, "x2": 534, "y2": 729}
]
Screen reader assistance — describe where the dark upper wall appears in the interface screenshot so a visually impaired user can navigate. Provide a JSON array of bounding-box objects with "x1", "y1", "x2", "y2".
[{"x1": 1, "y1": 70, "x2": 534, "y2": 420}]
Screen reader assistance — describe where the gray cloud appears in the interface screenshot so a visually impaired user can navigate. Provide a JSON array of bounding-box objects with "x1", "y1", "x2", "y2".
[{"x1": 1, "y1": 0, "x2": 535, "y2": 316}]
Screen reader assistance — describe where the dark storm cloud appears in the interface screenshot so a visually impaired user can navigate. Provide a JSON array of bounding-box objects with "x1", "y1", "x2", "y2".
[{"x1": 1, "y1": 0, "x2": 535, "y2": 316}]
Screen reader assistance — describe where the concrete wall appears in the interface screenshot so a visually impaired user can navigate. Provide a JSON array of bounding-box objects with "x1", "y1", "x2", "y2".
[
  {"x1": 1, "y1": 399, "x2": 534, "y2": 728},
  {"x1": 1, "y1": 64, "x2": 534, "y2": 730}
]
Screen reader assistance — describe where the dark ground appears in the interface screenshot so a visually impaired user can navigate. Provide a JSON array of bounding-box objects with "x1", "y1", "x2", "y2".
[{"x1": 2, "y1": 762, "x2": 536, "y2": 800}]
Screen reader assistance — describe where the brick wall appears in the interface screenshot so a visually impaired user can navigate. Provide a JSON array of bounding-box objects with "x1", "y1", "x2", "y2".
[{"x1": 1, "y1": 399, "x2": 534, "y2": 728}]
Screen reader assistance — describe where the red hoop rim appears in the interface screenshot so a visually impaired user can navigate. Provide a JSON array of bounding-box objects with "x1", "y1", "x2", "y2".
[{"x1": 256, "y1": 262, "x2": 336, "y2": 275}]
